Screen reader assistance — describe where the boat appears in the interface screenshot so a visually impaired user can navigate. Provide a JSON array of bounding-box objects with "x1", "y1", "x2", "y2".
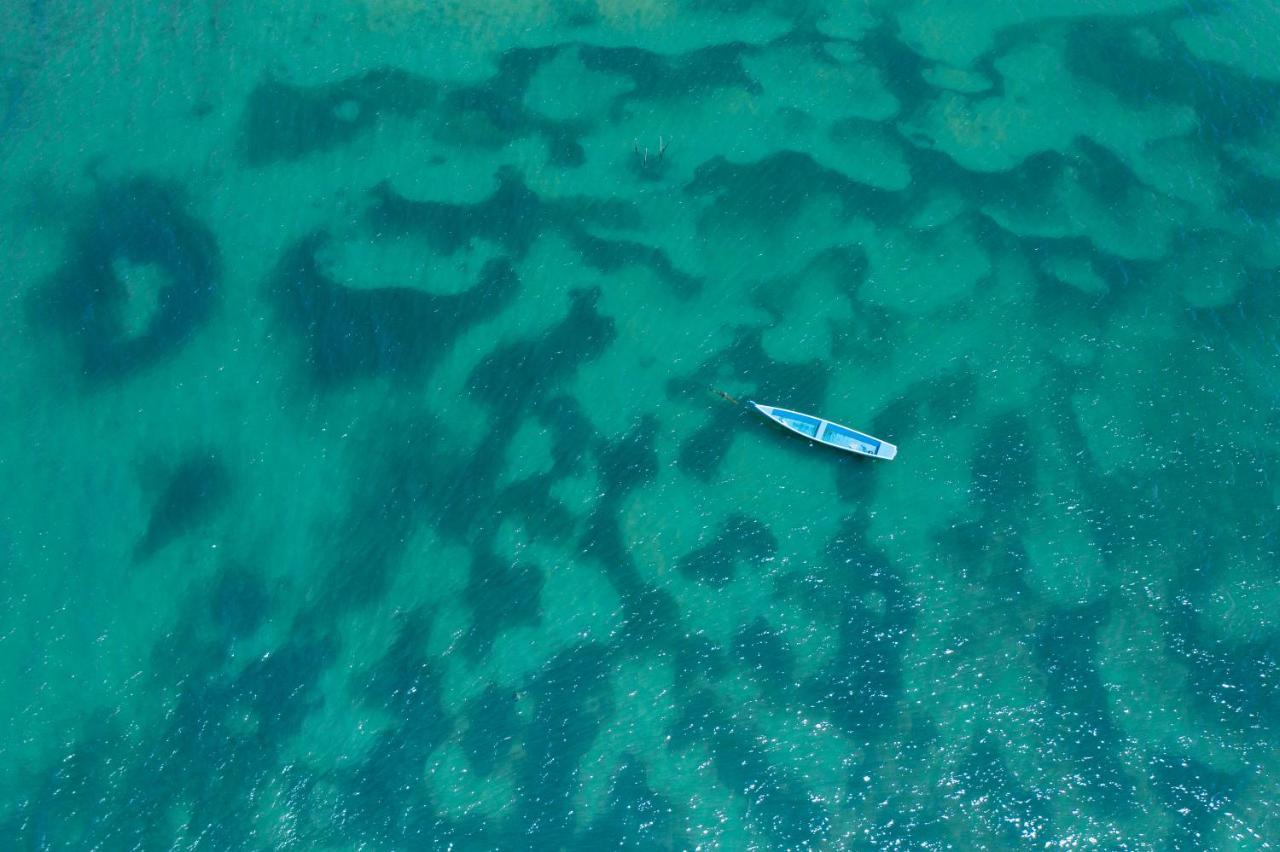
[{"x1": 750, "y1": 402, "x2": 897, "y2": 460}]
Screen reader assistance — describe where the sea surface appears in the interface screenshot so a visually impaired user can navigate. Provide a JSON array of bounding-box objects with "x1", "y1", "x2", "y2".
[{"x1": 1, "y1": 1, "x2": 1278, "y2": 848}]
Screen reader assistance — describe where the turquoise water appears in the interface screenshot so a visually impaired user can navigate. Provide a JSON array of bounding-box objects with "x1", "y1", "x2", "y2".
[{"x1": 2, "y1": 1, "x2": 1279, "y2": 847}]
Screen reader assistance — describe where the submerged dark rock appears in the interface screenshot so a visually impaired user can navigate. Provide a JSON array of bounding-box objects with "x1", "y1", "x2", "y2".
[
  {"x1": 240, "y1": 68, "x2": 437, "y2": 166},
  {"x1": 369, "y1": 169, "x2": 700, "y2": 296},
  {"x1": 29, "y1": 176, "x2": 220, "y2": 386},
  {"x1": 267, "y1": 231, "x2": 520, "y2": 387},
  {"x1": 676, "y1": 514, "x2": 777, "y2": 586},
  {"x1": 134, "y1": 453, "x2": 231, "y2": 561},
  {"x1": 467, "y1": 285, "x2": 616, "y2": 410}
]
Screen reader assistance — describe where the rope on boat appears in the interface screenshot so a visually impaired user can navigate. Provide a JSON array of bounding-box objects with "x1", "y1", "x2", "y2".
[{"x1": 713, "y1": 388, "x2": 741, "y2": 406}]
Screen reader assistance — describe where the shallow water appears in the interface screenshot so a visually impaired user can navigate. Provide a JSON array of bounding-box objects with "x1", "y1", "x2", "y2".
[{"x1": 1, "y1": 1, "x2": 1278, "y2": 848}]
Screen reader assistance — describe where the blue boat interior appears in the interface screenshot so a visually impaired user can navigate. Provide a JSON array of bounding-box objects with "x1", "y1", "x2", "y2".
[
  {"x1": 771, "y1": 408, "x2": 821, "y2": 438},
  {"x1": 822, "y1": 422, "x2": 880, "y2": 453},
  {"x1": 766, "y1": 406, "x2": 882, "y2": 454}
]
